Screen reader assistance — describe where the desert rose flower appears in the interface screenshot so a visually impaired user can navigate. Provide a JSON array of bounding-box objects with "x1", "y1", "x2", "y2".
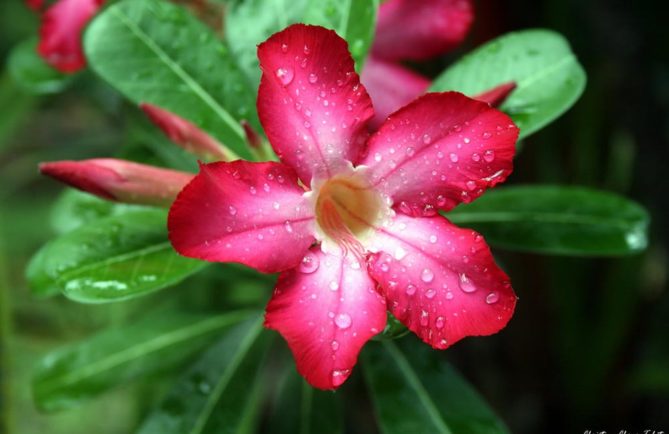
[
  {"x1": 40, "y1": 159, "x2": 194, "y2": 207},
  {"x1": 35, "y1": 0, "x2": 105, "y2": 73},
  {"x1": 168, "y1": 24, "x2": 519, "y2": 389}
]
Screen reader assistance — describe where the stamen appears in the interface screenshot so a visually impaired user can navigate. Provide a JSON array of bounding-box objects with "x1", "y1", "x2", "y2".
[{"x1": 320, "y1": 199, "x2": 366, "y2": 261}]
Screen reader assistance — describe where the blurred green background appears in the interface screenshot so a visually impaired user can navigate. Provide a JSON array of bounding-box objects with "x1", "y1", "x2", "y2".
[{"x1": 1, "y1": 0, "x2": 667, "y2": 433}]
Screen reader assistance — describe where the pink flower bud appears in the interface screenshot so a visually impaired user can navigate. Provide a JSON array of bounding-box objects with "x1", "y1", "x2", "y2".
[
  {"x1": 39, "y1": 159, "x2": 194, "y2": 207},
  {"x1": 140, "y1": 103, "x2": 230, "y2": 161},
  {"x1": 473, "y1": 81, "x2": 517, "y2": 108}
]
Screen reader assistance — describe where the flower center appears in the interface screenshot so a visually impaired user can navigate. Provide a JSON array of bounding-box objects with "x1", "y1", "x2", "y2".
[{"x1": 312, "y1": 169, "x2": 388, "y2": 258}]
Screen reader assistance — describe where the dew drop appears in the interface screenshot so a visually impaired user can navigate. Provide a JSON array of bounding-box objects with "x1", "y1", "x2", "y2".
[
  {"x1": 422, "y1": 134, "x2": 432, "y2": 144},
  {"x1": 406, "y1": 147, "x2": 415, "y2": 156},
  {"x1": 425, "y1": 288, "x2": 436, "y2": 299},
  {"x1": 429, "y1": 234, "x2": 438, "y2": 244},
  {"x1": 331, "y1": 369, "x2": 350, "y2": 387},
  {"x1": 284, "y1": 221, "x2": 293, "y2": 233},
  {"x1": 486, "y1": 292, "x2": 499, "y2": 304},
  {"x1": 275, "y1": 67, "x2": 294, "y2": 86},
  {"x1": 471, "y1": 153, "x2": 481, "y2": 162},
  {"x1": 334, "y1": 313, "x2": 352, "y2": 329},
  {"x1": 446, "y1": 291, "x2": 454, "y2": 300},
  {"x1": 308, "y1": 73, "x2": 318, "y2": 84},
  {"x1": 420, "y1": 310, "x2": 429, "y2": 327},
  {"x1": 331, "y1": 340, "x2": 339, "y2": 351},
  {"x1": 458, "y1": 273, "x2": 476, "y2": 293},
  {"x1": 281, "y1": 43, "x2": 288, "y2": 53},
  {"x1": 449, "y1": 153, "x2": 459, "y2": 163},
  {"x1": 482, "y1": 131, "x2": 492, "y2": 139},
  {"x1": 405, "y1": 284, "x2": 417, "y2": 295},
  {"x1": 228, "y1": 205, "x2": 237, "y2": 215},
  {"x1": 421, "y1": 268, "x2": 434, "y2": 283},
  {"x1": 329, "y1": 280, "x2": 340, "y2": 291},
  {"x1": 463, "y1": 137, "x2": 471, "y2": 144},
  {"x1": 483, "y1": 150, "x2": 495, "y2": 162},
  {"x1": 435, "y1": 316, "x2": 445, "y2": 329},
  {"x1": 299, "y1": 252, "x2": 319, "y2": 273}
]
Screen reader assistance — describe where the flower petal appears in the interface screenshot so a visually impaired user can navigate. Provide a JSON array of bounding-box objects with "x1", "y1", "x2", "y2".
[
  {"x1": 25, "y1": 0, "x2": 44, "y2": 11},
  {"x1": 367, "y1": 214, "x2": 516, "y2": 349},
  {"x1": 265, "y1": 247, "x2": 386, "y2": 389},
  {"x1": 361, "y1": 57, "x2": 430, "y2": 130},
  {"x1": 361, "y1": 92, "x2": 518, "y2": 215},
  {"x1": 37, "y1": 0, "x2": 104, "y2": 73},
  {"x1": 372, "y1": 0, "x2": 474, "y2": 61},
  {"x1": 168, "y1": 161, "x2": 316, "y2": 273},
  {"x1": 257, "y1": 24, "x2": 374, "y2": 185},
  {"x1": 473, "y1": 81, "x2": 517, "y2": 107}
]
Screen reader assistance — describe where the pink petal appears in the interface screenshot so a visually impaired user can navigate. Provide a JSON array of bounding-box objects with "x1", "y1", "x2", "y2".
[
  {"x1": 361, "y1": 92, "x2": 518, "y2": 215},
  {"x1": 361, "y1": 57, "x2": 430, "y2": 130},
  {"x1": 257, "y1": 24, "x2": 374, "y2": 185},
  {"x1": 265, "y1": 247, "x2": 386, "y2": 389},
  {"x1": 367, "y1": 214, "x2": 516, "y2": 349},
  {"x1": 37, "y1": 0, "x2": 104, "y2": 73},
  {"x1": 372, "y1": 0, "x2": 474, "y2": 61},
  {"x1": 168, "y1": 161, "x2": 316, "y2": 273}
]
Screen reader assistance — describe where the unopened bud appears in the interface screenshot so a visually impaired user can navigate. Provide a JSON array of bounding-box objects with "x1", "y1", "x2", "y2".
[
  {"x1": 473, "y1": 81, "x2": 517, "y2": 108},
  {"x1": 140, "y1": 103, "x2": 230, "y2": 161},
  {"x1": 39, "y1": 159, "x2": 194, "y2": 207}
]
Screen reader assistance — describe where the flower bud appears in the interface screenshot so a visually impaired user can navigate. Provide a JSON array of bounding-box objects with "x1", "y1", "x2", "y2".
[
  {"x1": 39, "y1": 158, "x2": 194, "y2": 207},
  {"x1": 140, "y1": 103, "x2": 231, "y2": 161},
  {"x1": 473, "y1": 81, "x2": 517, "y2": 107}
]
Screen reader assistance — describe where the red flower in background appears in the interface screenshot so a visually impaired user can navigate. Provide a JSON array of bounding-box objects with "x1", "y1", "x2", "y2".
[
  {"x1": 168, "y1": 25, "x2": 518, "y2": 390},
  {"x1": 26, "y1": 0, "x2": 104, "y2": 73},
  {"x1": 362, "y1": 0, "x2": 475, "y2": 127}
]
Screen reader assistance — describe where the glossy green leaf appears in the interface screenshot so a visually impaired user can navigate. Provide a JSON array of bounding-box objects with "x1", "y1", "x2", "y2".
[
  {"x1": 225, "y1": 0, "x2": 377, "y2": 84},
  {"x1": 26, "y1": 208, "x2": 207, "y2": 301},
  {"x1": 430, "y1": 29, "x2": 586, "y2": 139},
  {"x1": 363, "y1": 339, "x2": 509, "y2": 434},
  {"x1": 447, "y1": 185, "x2": 650, "y2": 256},
  {"x1": 50, "y1": 190, "x2": 146, "y2": 234},
  {"x1": 33, "y1": 310, "x2": 255, "y2": 412},
  {"x1": 225, "y1": 0, "x2": 309, "y2": 84},
  {"x1": 303, "y1": 0, "x2": 378, "y2": 71},
  {"x1": 85, "y1": 0, "x2": 256, "y2": 159},
  {"x1": 7, "y1": 38, "x2": 72, "y2": 94},
  {"x1": 137, "y1": 315, "x2": 269, "y2": 434},
  {"x1": 267, "y1": 366, "x2": 342, "y2": 434}
]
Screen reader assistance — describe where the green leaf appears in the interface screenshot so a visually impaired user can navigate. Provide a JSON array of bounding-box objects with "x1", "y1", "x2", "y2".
[
  {"x1": 49, "y1": 190, "x2": 147, "y2": 234},
  {"x1": 430, "y1": 29, "x2": 586, "y2": 139},
  {"x1": 137, "y1": 315, "x2": 269, "y2": 434},
  {"x1": 303, "y1": 0, "x2": 378, "y2": 71},
  {"x1": 225, "y1": 0, "x2": 377, "y2": 84},
  {"x1": 32, "y1": 310, "x2": 255, "y2": 412},
  {"x1": 85, "y1": 0, "x2": 256, "y2": 159},
  {"x1": 447, "y1": 185, "x2": 650, "y2": 256},
  {"x1": 26, "y1": 208, "x2": 207, "y2": 301},
  {"x1": 267, "y1": 366, "x2": 342, "y2": 434},
  {"x1": 363, "y1": 339, "x2": 509, "y2": 434},
  {"x1": 7, "y1": 38, "x2": 72, "y2": 94},
  {"x1": 224, "y1": 0, "x2": 310, "y2": 84}
]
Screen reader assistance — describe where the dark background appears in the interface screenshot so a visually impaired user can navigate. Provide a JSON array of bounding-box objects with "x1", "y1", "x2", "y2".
[{"x1": 0, "y1": 0, "x2": 667, "y2": 433}]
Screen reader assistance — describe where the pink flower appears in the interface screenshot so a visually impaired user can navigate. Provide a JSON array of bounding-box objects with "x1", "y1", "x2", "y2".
[
  {"x1": 168, "y1": 24, "x2": 518, "y2": 390},
  {"x1": 36, "y1": 0, "x2": 104, "y2": 73}
]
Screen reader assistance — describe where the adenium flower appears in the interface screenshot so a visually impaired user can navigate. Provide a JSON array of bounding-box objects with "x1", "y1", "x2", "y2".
[
  {"x1": 168, "y1": 24, "x2": 518, "y2": 389},
  {"x1": 35, "y1": 0, "x2": 105, "y2": 73},
  {"x1": 362, "y1": 0, "x2": 475, "y2": 127}
]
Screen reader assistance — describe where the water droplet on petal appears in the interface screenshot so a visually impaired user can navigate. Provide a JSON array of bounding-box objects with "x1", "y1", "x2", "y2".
[
  {"x1": 308, "y1": 73, "x2": 318, "y2": 84},
  {"x1": 334, "y1": 313, "x2": 352, "y2": 329},
  {"x1": 429, "y1": 234, "x2": 438, "y2": 244},
  {"x1": 483, "y1": 149, "x2": 495, "y2": 162},
  {"x1": 435, "y1": 316, "x2": 445, "y2": 329},
  {"x1": 458, "y1": 273, "x2": 476, "y2": 293},
  {"x1": 281, "y1": 43, "x2": 288, "y2": 53},
  {"x1": 420, "y1": 310, "x2": 429, "y2": 326},
  {"x1": 275, "y1": 67, "x2": 294, "y2": 86},
  {"x1": 331, "y1": 369, "x2": 350, "y2": 387},
  {"x1": 425, "y1": 288, "x2": 436, "y2": 299},
  {"x1": 421, "y1": 268, "x2": 434, "y2": 283},
  {"x1": 299, "y1": 252, "x2": 319, "y2": 273},
  {"x1": 284, "y1": 221, "x2": 293, "y2": 233},
  {"x1": 449, "y1": 153, "x2": 459, "y2": 163},
  {"x1": 331, "y1": 340, "x2": 339, "y2": 351},
  {"x1": 482, "y1": 131, "x2": 492, "y2": 139},
  {"x1": 422, "y1": 134, "x2": 431, "y2": 144},
  {"x1": 228, "y1": 205, "x2": 237, "y2": 215},
  {"x1": 406, "y1": 284, "x2": 417, "y2": 295},
  {"x1": 486, "y1": 292, "x2": 499, "y2": 304},
  {"x1": 329, "y1": 280, "x2": 339, "y2": 291}
]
